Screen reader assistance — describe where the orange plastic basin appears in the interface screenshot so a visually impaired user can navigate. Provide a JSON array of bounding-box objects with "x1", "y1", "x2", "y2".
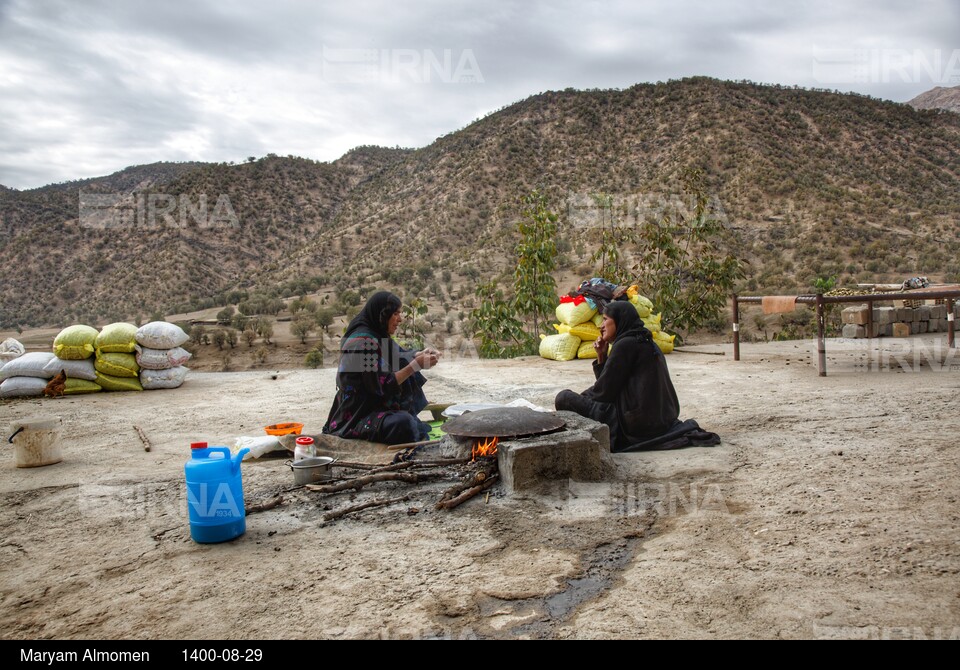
[{"x1": 264, "y1": 422, "x2": 304, "y2": 436}]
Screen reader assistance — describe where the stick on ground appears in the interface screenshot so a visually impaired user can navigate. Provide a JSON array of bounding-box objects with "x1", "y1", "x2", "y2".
[
  {"x1": 246, "y1": 495, "x2": 284, "y2": 515},
  {"x1": 133, "y1": 425, "x2": 152, "y2": 452},
  {"x1": 436, "y1": 475, "x2": 499, "y2": 510},
  {"x1": 323, "y1": 495, "x2": 411, "y2": 522}
]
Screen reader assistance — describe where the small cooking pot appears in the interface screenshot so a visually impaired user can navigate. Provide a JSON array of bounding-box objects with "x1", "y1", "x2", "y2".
[{"x1": 288, "y1": 456, "x2": 336, "y2": 486}]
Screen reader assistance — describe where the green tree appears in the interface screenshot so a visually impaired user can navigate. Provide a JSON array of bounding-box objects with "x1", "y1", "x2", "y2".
[
  {"x1": 468, "y1": 281, "x2": 528, "y2": 358},
  {"x1": 216, "y1": 306, "x2": 235, "y2": 324},
  {"x1": 513, "y1": 190, "x2": 559, "y2": 342},
  {"x1": 291, "y1": 315, "x2": 314, "y2": 344},
  {"x1": 590, "y1": 192, "x2": 629, "y2": 283},
  {"x1": 632, "y1": 168, "x2": 744, "y2": 340},
  {"x1": 255, "y1": 317, "x2": 274, "y2": 344}
]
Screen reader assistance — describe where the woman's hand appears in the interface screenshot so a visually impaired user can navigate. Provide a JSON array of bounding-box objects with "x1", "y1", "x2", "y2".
[
  {"x1": 414, "y1": 348, "x2": 441, "y2": 371},
  {"x1": 593, "y1": 336, "x2": 607, "y2": 365}
]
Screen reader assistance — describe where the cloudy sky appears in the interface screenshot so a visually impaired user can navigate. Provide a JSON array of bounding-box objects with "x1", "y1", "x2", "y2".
[{"x1": 1, "y1": 0, "x2": 957, "y2": 189}]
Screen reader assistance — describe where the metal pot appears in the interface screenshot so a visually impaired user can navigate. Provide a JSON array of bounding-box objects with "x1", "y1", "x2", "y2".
[{"x1": 288, "y1": 456, "x2": 336, "y2": 486}]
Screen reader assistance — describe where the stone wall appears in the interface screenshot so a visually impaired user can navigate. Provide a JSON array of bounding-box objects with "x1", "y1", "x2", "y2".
[{"x1": 840, "y1": 302, "x2": 959, "y2": 339}]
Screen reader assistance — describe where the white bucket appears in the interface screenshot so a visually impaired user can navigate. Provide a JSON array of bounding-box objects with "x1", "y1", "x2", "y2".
[{"x1": 8, "y1": 416, "x2": 63, "y2": 468}]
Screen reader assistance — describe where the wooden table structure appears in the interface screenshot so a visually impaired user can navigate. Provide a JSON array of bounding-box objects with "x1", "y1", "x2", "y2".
[{"x1": 732, "y1": 288, "x2": 958, "y2": 376}]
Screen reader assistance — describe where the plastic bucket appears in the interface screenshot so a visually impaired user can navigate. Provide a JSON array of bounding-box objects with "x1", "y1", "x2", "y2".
[{"x1": 8, "y1": 416, "x2": 63, "y2": 468}]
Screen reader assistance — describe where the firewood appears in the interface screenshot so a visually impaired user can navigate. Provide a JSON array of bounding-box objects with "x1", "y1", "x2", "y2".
[
  {"x1": 133, "y1": 425, "x2": 152, "y2": 452},
  {"x1": 305, "y1": 470, "x2": 441, "y2": 494},
  {"x1": 435, "y1": 475, "x2": 499, "y2": 510},
  {"x1": 435, "y1": 463, "x2": 497, "y2": 504},
  {"x1": 323, "y1": 495, "x2": 411, "y2": 522},
  {"x1": 245, "y1": 495, "x2": 283, "y2": 515}
]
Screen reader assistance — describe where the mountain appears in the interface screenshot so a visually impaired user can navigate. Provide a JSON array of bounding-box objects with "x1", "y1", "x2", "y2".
[
  {"x1": 908, "y1": 85, "x2": 960, "y2": 114},
  {"x1": 1, "y1": 78, "x2": 959, "y2": 328}
]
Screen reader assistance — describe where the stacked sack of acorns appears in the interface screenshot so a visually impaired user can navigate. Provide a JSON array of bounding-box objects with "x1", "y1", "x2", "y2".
[
  {"x1": 0, "y1": 321, "x2": 191, "y2": 398},
  {"x1": 134, "y1": 321, "x2": 191, "y2": 390},
  {"x1": 539, "y1": 286, "x2": 676, "y2": 362}
]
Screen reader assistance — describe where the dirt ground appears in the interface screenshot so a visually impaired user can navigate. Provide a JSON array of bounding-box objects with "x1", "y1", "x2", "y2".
[{"x1": 1, "y1": 335, "x2": 958, "y2": 640}]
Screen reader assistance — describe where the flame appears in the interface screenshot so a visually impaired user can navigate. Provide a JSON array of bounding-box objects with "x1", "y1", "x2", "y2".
[{"x1": 472, "y1": 436, "x2": 499, "y2": 460}]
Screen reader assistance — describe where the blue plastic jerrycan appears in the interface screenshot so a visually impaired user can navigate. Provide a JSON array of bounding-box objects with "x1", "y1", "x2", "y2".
[{"x1": 185, "y1": 442, "x2": 250, "y2": 543}]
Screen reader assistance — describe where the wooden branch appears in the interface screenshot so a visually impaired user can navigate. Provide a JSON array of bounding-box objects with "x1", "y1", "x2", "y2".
[
  {"x1": 386, "y1": 439, "x2": 442, "y2": 452},
  {"x1": 435, "y1": 475, "x2": 499, "y2": 510},
  {"x1": 245, "y1": 495, "x2": 284, "y2": 515},
  {"x1": 436, "y1": 464, "x2": 498, "y2": 506},
  {"x1": 305, "y1": 471, "x2": 440, "y2": 494},
  {"x1": 133, "y1": 425, "x2": 152, "y2": 452},
  {"x1": 323, "y1": 495, "x2": 411, "y2": 522}
]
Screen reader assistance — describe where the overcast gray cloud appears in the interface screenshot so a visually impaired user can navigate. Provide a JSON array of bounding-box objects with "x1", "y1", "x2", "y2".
[{"x1": 0, "y1": 0, "x2": 957, "y2": 189}]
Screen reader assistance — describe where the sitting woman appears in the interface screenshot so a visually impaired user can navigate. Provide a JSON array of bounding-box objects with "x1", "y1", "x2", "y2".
[
  {"x1": 323, "y1": 291, "x2": 440, "y2": 445},
  {"x1": 555, "y1": 300, "x2": 680, "y2": 451}
]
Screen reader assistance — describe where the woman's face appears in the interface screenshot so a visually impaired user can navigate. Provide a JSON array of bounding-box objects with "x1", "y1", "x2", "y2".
[
  {"x1": 600, "y1": 314, "x2": 617, "y2": 342},
  {"x1": 387, "y1": 308, "x2": 403, "y2": 335}
]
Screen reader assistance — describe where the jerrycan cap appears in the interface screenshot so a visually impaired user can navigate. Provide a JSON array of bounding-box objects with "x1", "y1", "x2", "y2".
[{"x1": 190, "y1": 442, "x2": 208, "y2": 450}]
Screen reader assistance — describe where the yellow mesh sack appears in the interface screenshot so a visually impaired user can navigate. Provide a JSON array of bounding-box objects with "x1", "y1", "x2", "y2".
[
  {"x1": 577, "y1": 341, "x2": 598, "y2": 359},
  {"x1": 556, "y1": 301, "x2": 597, "y2": 326},
  {"x1": 95, "y1": 353, "x2": 140, "y2": 378},
  {"x1": 539, "y1": 333, "x2": 582, "y2": 361},
  {"x1": 569, "y1": 322, "x2": 601, "y2": 341},
  {"x1": 95, "y1": 322, "x2": 138, "y2": 354},
  {"x1": 642, "y1": 312, "x2": 662, "y2": 333},
  {"x1": 553, "y1": 323, "x2": 572, "y2": 334},
  {"x1": 592, "y1": 313, "x2": 603, "y2": 327},
  {"x1": 630, "y1": 295, "x2": 653, "y2": 318},
  {"x1": 53, "y1": 325, "x2": 99, "y2": 360},
  {"x1": 95, "y1": 371, "x2": 143, "y2": 392},
  {"x1": 653, "y1": 331, "x2": 675, "y2": 354},
  {"x1": 64, "y1": 379, "x2": 102, "y2": 395}
]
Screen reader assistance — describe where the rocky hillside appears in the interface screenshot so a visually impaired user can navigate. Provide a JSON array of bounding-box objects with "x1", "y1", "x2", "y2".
[
  {"x1": 908, "y1": 85, "x2": 960, "y2": 114},
  {"x1": 2, "y1": 78, "x2": 959, "y2": 328}
]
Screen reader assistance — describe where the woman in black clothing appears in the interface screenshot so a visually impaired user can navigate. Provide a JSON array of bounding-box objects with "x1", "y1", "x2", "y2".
[
  {"x1": 555, "y1": 300, "x2": 680, "y2": 451},
  {"x1": 323, "y1": 291, "x2": 440, "y2": 445}
]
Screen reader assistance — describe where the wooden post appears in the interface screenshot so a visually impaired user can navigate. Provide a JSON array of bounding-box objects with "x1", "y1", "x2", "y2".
[
  {"x1": 732, "y1": 294, "x2": 740, "y2": 361},
  {"x1": 948, "y1": 298, "x2": 955, "y2": 349},
  {"x1": 816, "y1": 294, "x2": 827, "y2": 377}
]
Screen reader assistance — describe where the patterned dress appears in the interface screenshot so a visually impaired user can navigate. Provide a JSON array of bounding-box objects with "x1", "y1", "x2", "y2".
[{"x1": 322, "y1": 331, "x2": 427, "y2": 441}]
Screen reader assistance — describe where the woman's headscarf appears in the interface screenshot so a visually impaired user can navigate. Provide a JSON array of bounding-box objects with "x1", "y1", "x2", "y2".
[
  {"x1": 602, "y1": 300, "x2": 654, "y2": 346},
  {"x1": 341, "y1": 291, "x2": 404, "y2": 371}
]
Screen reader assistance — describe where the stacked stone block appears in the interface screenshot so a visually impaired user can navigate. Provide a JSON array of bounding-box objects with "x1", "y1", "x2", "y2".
[{"x1": 840, "y1": 302, "x2": 956, "y2": 339}]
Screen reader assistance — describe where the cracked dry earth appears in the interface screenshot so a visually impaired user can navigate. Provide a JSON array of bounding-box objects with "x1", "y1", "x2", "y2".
[{"x1": 1, "y1": 336, "x2": 958, "y2": 639}]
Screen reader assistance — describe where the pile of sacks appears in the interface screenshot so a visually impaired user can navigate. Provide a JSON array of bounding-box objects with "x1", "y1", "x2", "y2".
[
  {"x1": 539, "y1": 286, "x2": 676, "y2": 362},
  {"x1": 0, "y1": 321, "x2": 191, "y2": 398}
]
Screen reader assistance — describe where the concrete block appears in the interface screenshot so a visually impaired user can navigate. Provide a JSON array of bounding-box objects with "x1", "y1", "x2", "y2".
[
  {"x1": 842, "y1": 324, "x2": 865, "y2": 339},
  {"x1": 881, "y1": 323, "x2": 893, "y2": 336},
  {"x1": 911, "y1": 321, "x2": 920, "y2": 334},
  {"x1": 918, "y1": 321, "x2": 928, "y2": 334},
  {"x1": 912, "y1": 308, "x2": 922, "y2": 323},
  {"x1": 892, "y1": 322, "x2": 911, "y2": 338},
  {"x1": 842, "y1": 306, "x2": 870, "y2": 325},
  {"x1": 497, "y1": 411, "x2": 615, "y2": 494},
  {"x1": 898, "y1": 307, "x2": 912, "y2": 322},
  {"x1": 874, "y1": 306, "x2": 896, "y2": 325},
  {"x1": 931, "y1": 304, "x2": 946, "y2": 320},
  {"x1": 929, "y1": 319, "x2": 940, "y2": 333},
  {"x1": 918, "y1": 305, "x2": 932, "y2": 322}
]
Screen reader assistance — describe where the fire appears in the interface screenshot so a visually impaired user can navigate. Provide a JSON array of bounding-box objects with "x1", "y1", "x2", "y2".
[{"x1": 472, "y1": 436, "x2": 499, "y2": 460}]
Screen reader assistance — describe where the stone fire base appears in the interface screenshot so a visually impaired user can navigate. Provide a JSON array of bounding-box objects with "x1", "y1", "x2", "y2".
[{"x1": 496, "y1": 411, "x2": 615, "y2": 493}]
